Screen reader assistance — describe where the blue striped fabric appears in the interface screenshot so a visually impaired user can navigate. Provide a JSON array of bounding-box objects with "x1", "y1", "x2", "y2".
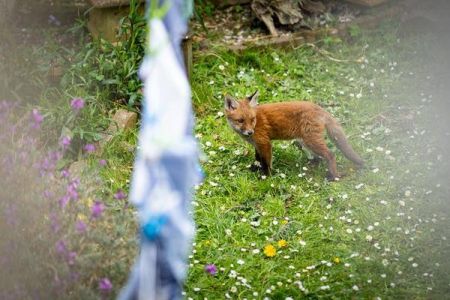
[{"x1": 118, "y1": 1, "x2": 200, "y2": 299}]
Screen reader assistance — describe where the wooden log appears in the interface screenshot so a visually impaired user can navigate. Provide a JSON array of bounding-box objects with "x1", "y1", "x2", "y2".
[
  {"x1": 209, "y1": 0, "x2": 251, "y2": 8},
  {"x1": 228, "y1": 29, "x2": 328, "y2": 51},
  {"x1": 224, "y1": 1, "x2": 404, "y2": 52},
  {"x1": 344, "y1": 0, "x2": 389, "y2": 7},
  {"x1": 88, "y1": 0, "x2": 144, "y2": 8}
]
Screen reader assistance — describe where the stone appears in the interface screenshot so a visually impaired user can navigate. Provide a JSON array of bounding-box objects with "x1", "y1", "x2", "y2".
[
  {"x1": 108, "y1": 109, "x2": 138, "y2": 134},
  {"x1": 69, "y1": 160, "x2": 89, "y2": 178},
  {"x1": 95, "y1": 109, "x2": 138, "y2": 151}
]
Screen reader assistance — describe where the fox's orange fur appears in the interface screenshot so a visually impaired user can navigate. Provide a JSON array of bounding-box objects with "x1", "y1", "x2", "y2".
[{"x1": 224, "y1": 91, "x2": 364, "y2": 180}]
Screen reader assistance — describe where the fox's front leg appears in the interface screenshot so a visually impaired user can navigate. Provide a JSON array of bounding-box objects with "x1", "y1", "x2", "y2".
[
  {"x1": 250, "y1": 150, "x2": 262, "y2": 172},
  {"x1": 256, "y1": 142, "x2": 272, "y2": 176}
]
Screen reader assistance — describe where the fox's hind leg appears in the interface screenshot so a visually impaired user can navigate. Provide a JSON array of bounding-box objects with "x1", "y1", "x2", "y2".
[
  {"x1": 303, "y1": 136, "x2": 340, "y2": 181},
  {"x1": 295, "y1": 139, "x2": 322, "y2": 166}
]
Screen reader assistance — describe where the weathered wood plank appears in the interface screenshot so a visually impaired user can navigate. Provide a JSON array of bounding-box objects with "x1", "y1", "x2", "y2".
[
  {"x1": 88, "y1": 0, "x2": 144, "y2": 8},
  {"x1": 344, "y1": 0, "x2": 389, "y2": 7}
]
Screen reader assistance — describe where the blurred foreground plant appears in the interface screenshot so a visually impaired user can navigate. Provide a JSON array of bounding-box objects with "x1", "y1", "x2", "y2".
[{"x1": 0, "y1": 100, "x2": 135, "y2": 300}]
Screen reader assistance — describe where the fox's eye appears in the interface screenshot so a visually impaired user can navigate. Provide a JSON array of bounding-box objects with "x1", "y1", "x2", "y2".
[{"x1": 238, "y1": 119, "x2": 244, "y2": 123}]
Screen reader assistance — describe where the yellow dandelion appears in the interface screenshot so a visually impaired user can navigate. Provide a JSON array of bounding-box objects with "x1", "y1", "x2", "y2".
[
  {"x1": 277, "y1": 239, "x2": 288, "y2": 248},
  {"x1": 281, "y1": 220, "x2": 288, "y2": 225},
  {"x1": 333, "y1": 257, "x2": 341, "y2": 264},
  {"x1": 263, "y1": 244, "x2": 277, "y2": 257}
]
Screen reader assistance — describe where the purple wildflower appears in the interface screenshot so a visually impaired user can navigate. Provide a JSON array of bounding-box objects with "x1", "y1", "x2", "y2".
[
  {"x1": 70, "y1": 98, "x2": 85, "y2": 111},
  {"x1": 31, "y1": 109, "x2": 44, "y2": 128},
  {"x1": 59, "y1": 195, "x2": 70, "y2": 208},
  {"x1": 38, "y1": 151, "x2": 61, "y2": 176},
  {"x1": 114, "y1": 189, "x2": 127, "y2": 200},
  {"x1": 66, "y1": 179, "x2": 79, "y2": 201},
  {"x1": 91, "y1": 201, "x2": 105, "y2": 219},
  {"x1": 50, "y1": 150, "x2": 63, "y2": 162},
  {"x1": 204, "y1": 264, "x2": 218, "y2": 276},
  {"x1": 55, "y1": 240, "x2": 66, "y2": 255},
  {"x1": 61, "y1": 169, "x2": 70, "y2": 178},
  {"x1": 99, "y1": 278, "x2": 113, "y2": 292},
  {"x1": 84, "y1": 143, "x2": 96, "y2": 153},
  {"x1": 67, "y1": 251, "x2": 77, "y2": 265},
  {"x1": 99, "y1": 159, "x2": 107, "y2": 166},
  {"x1": 75, "y1": 220, "x2": 87, "y2": 233},
  {"x1": 60, "y1": 136, "x2": 71, "y2": 150},
  {"x1": 50, "y1": 213, "x2": 60, "y2": 233},
  {"x1": 40, "y1": 158, "x2": 51, "y2": 174}
]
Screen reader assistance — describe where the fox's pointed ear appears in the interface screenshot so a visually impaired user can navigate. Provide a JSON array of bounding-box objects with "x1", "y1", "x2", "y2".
[
  {"x1": 224, "y1": 95, "x2": 238, "y2": 111},
  {"x1": 247, "y1": 90, "x2": 259, "y2": 107}
]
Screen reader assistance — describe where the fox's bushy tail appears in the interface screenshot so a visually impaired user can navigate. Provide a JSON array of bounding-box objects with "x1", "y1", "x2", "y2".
[{"x1": 325, "y1": 116, "x2": 364, "y2": 167}]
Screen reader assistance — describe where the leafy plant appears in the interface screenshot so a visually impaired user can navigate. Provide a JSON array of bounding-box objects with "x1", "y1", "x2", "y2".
[
  {"x1": 63, "y1": 0, "x2": 147, "y2": 108},
  {"x1": 348, "y1": 24, "x2": 362, "y2": 39}
]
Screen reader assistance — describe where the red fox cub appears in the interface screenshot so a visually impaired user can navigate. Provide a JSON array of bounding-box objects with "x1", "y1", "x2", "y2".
[{"x1": 224, "y1": 91, "x2": 364, "y2": 181}]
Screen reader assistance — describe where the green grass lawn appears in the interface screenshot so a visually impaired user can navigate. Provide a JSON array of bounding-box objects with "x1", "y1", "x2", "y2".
[
  {"x1": 98, "y1": 24, "x2": 450, "y2": 298},
  {"x1": 175, "y1": 28, "x2": 449, "y2": 299},
  {"x1": 3, "y1": 14, "x2": 449, "y2": 299}
]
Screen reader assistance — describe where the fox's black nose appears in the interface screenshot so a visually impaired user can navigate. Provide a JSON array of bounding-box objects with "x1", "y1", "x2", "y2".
[{"x1": 243, "y1": 130, "x2": 254, "y2": 136}]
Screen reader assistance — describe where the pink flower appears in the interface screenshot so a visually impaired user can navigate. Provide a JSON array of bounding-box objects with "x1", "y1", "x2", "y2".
[
  {"x1": 71, "y1": 98, "x2": 85, "y2": 111},
  {"x1": 75, "y1": 220, "x2": 87, "y2": 233},
  {"x1": 99, "y1": 278, "x2": 113, "y2": 292},
  {"x1": 91, "y1": 201, "x2": 105, "y2": 219},
  {"x1": 59, "y1": 195, "x2": 70, "y2": 208},
  {"x1": 31, "y1": 109, "x2": 44, "y2": 128},
  {"x1": 114, "y1": 189, "x2": 127, "y2": 200},
  {"x1": 204, "y1": 264, "x2": 218, "y2": 276},
  {"x1": 99, "y1": 159, "x2": 107, "y2": 166},
  {"x1": 84, "y1": 143, "x2": 96, "y2": 153},
  {"x1": 67, "y1": 251, "x2": 77, "y2": 265},
  {"x1": 60, "y1": 136, "x2": 71, "y2": 150},
  {"x1": 66, "y1": 179, "x2": 80, "y2": 201},
  {"x1": 55, "y1": 240, "x2": 66, "y2": 254},
  {"x1": 61, "y1": 169, "x2": 70, "y2": 178}
]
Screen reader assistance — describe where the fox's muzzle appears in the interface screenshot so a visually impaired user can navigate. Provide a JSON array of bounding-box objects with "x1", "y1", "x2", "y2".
[{"x1": 242, "y1": 130, "x2": 254, "y2": 136}]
